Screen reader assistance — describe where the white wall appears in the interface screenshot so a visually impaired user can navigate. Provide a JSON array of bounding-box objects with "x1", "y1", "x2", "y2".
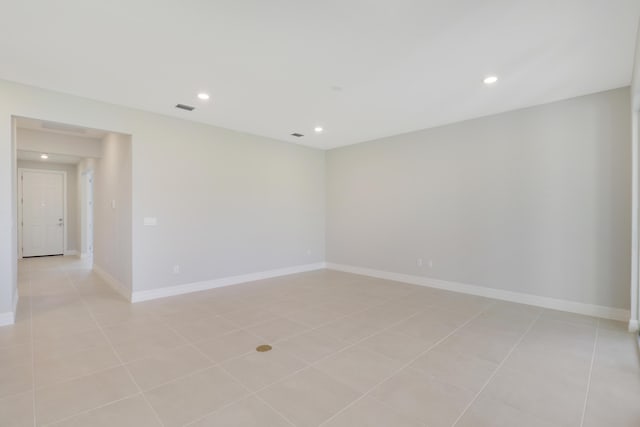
[
  {"x1": 327, "y1": 88, "x2": 631, "y2": 310},
  {"x1": 93, "y1": 133, "x2": 132, "y2": 293},
  {"x1": 131, "y1": 118, "x2": 325, "y2": 291},
  {"x1": 2, "y1": 77, "x2": 629, "y2": 320},
  {"x1": 629, "y1": 26, "x2": 640, "y2": 329},
  {"x1": 0, "y1": 79, "x2": 326, "y2": 317},
  {"x1": 16, "y1": 128, "x2": 101, "y2": 158},
  {"x1": 16, "y1": 160, "x2": 78, "y2": 253},
  {"x1": 632, "y1": 24, "x2": 640, "y2": 110}
]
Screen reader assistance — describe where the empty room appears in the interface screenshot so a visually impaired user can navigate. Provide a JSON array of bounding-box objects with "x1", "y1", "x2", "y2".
[{"x1": 1, "y1": 1, "x2": 639, "y2": 426}]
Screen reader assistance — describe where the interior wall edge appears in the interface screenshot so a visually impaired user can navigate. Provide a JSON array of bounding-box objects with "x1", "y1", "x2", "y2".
[
  {"x1": 93, "y1": 263, "x2": 131, "y2": 301},
  {"x1": 0, "y1": 312, "x2": 14, "y2": 327},
  {"x1": 0, "y1": 290, "x2": 18, "y2": 326}
]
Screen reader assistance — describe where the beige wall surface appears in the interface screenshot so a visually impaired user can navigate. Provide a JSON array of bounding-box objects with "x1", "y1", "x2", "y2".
[
  {"x1": 0, "y1": 79, "x2": 326, "y2": 313},
  {"x1": 93, "y1": 133, "x2": 132, "y2": 291},
  {"x1": 327, "y1": 88, "x2": 631, "y2": 309},
  {"x1": 0, "y1": 79, "x2": 630, "y2": 316}
]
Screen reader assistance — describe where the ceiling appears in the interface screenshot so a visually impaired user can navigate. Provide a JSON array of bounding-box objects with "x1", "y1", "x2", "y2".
[
  {"x1": 0, "y1": 1, "x2": 638, "y2": 149},
  {"x1": 17, "y1": 150, "x2": 82, "y2": 165},
  {"x1": 15, "y1": 117, "x2": 108, "y2": 139}
]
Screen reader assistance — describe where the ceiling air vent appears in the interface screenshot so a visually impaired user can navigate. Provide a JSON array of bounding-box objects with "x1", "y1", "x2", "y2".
[
  {"x1": 175, "y1": 104, "x2": 195, "y2": 111},
  {"x1": 291, "y1": 133, "x2": 304, "y2": 137}
]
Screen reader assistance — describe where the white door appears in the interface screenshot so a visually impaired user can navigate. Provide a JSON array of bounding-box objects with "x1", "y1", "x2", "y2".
[{"x1": 21, "y1": 170, "x2": 65, "y2": 257}]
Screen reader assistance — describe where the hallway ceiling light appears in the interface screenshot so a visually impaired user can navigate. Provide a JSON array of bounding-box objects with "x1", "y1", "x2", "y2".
[
  {"x1": 483, "y1": 75, "x2": 499, "y2": 85},
  {"x1": 314, "y1": 126, "x2": 323, "y2": 133},
  {"x1": 197, "y1": 93, "x2": 210, "y2": 100},
  {"x1": 40, "y1": 153, "x2": 49, "y2": 159}
]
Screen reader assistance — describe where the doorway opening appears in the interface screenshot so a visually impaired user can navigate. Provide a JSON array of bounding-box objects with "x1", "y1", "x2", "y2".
[
  {"x1": 12, "y1": 117, "x2": 133, "y2": 300},
  {"x1": 14, "y1": 117, "x2": 105, "y2": 263}
]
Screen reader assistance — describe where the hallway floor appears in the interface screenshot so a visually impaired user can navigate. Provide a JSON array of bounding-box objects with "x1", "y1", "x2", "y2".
[{"x1": 1, "y1": 256, "x2": 639, "y2": 426}]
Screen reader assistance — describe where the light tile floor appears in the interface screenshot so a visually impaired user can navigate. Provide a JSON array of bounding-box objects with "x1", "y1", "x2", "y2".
[{"x1": 1, "y1": 256, "x2": 639, "y2": 426}]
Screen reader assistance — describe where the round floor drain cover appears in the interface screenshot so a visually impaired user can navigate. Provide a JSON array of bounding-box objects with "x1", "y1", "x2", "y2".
[{"x1": 256, "y1": 344, "x2": 272, "y2": 352}]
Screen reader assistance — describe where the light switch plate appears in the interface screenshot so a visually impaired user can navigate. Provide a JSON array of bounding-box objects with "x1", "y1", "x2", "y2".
[{"x1": 143, "y1": 217, "x2": 158, "y2": 226}]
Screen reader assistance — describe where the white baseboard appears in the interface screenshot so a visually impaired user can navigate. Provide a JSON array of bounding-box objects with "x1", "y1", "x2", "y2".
[
  {"x1": 0, "y1": 311, "x2": 14, "y2": 326},
  {"x1": 0, "y1": 291, "x2": 19, "y2": 326},
  {"x1": 629, "y1": 319, "x2": 639, "y2": 332},
  {"x1": 131, "y1": 262, "x2": 326, "y2": 303},
  {"x1": 64, "y1": 250, "x2": 79, "y2": 256},
  {"x1": 93, "y1": 264, "x2": 131, "y2": 301},
  {"x1": 326, "y1": 263, "x2": 631, "y2": 322}
]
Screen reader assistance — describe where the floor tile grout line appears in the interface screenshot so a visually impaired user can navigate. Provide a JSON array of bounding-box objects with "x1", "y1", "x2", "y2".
[
  {"x1": 39, "y1": 392, "x2": 143, "y2": 427},
  {"x1": 153, "y1": 315, "x2": 263, "y2": 423},
  {"x1": 449, "y1": 311, "x2": 544, "y2": 427},
  {"x1": 249, "y1": 394, "x2": 298, "y2": 427},
  {"x1": 138, "y1": 290, "x2": 495, "y2": 425},
  {"x1": 25, "y1": 287, "x2": 409, "y2": 393},
  {"x1": 371, "y1": 305, "x2": 493, "y2": 347},
  {"x1": 69, "y1": 271, "x2": 167, "y2": 427},
  {"x1": 111, "y1": 282, "x2": 439, "y2": 363},
  {"x1": 30, "y1": 349, "x2": 128, "y2": 391},
  {"x1": 166, "y1": 291, "x2": 438, "y2": 426},
  {"x1": 272, "y1": 287, "x2": 458, "y2": 343},
  {"x1": 129, "y1": 363, "x2": 218, "y2": 394},
  {"x1": 80, "y1": 316, "x2": 166, "y2": 426},
  {"x1": 203, "y1": 354, "x2": 298, "y2": 427},
  {"x1": 316, "y1": 301, "x2": 500, "y2": 427},
  {"x1": 23, "y1": 259, "x2": 616, "y2": 427},
  {"x1": 233, "y1": 291, "x2": 406, "y2": 342},
  {"x1": 159, "y1": 315, "x2": 298, "y2": 427},
  {"x1": 152, "y1": 287, "x2": 423, "y2": 375},
  {"x1": 28, "y1": 272, "x2": 37, "y2": 427},
  {"x1": 29, "y1": 269, "x2": 127, "y2": 426},
  {"x1": 579, "y1": 318, "x2": 599, "y2": 427}
]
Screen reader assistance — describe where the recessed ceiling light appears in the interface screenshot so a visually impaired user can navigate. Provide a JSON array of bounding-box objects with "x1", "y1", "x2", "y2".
[
  {"x1": 314, "y1": 126, "x2": 323, "y2": 133},
  {"x1": 40, "y1": 154, "x2": 49, "y2": 159},
  {"x1": 483, "y1": 75, "x2": 498, "y2": 85},
  {"x1": 197, "y1": 93, "x2": 210, "y2": 100}
]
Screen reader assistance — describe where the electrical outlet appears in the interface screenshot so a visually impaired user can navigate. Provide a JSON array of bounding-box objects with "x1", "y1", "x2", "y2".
[
  {"x1": 417, "y1": 258, "x2": 423, "y2": 267},
  {"x1": 428, "y1": 259, "x2": 433, "y2": 268},
  {"x1": 173, "y1": 265, "x2": 180, "y2": 274},
  {"x1": 306, "y1": 249, "x2": 312, "y2": 256}
]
